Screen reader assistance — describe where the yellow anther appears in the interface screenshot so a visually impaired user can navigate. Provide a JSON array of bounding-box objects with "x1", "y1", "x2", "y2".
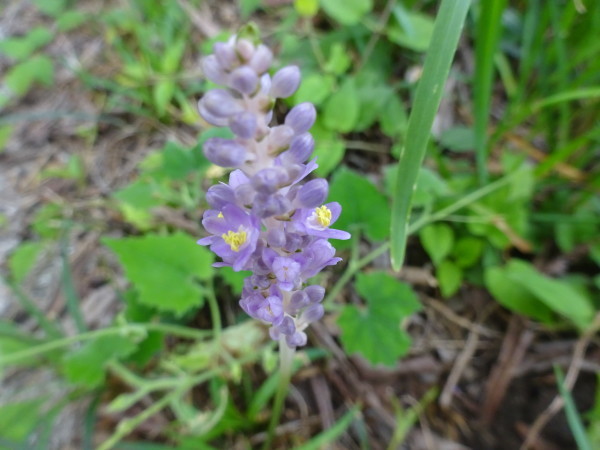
[
  {"x1": 314, "y1": 205, "x2": 332, "y2": 227},
  {"x1": 222, "y1": 228, "x2": 247, "y2": 252},
  {"x1": 217, "y1": 212, "x2": 224, "y2": 219}
]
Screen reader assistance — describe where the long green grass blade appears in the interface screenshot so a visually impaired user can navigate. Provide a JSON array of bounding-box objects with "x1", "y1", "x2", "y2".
[
  {"x1": 390, "y1": 0, "x2": 471, "y2": 271},
  {"x1": 554, "y1": 365, "x2": 593, "y2": 450},
  {"x1": 295, "y1": 407, "x2": 359, "y2": 450},
  {"x1": 474, "y1": 0, "x2": 506, "y2": 184}
]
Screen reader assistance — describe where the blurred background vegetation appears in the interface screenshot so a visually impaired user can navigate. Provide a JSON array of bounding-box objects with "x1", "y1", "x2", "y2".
[{"x1": 0, "y1": 0, "x2": 599, "y2": 448}]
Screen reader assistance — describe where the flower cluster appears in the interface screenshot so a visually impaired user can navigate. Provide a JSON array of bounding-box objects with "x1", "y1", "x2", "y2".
[{"x1": 197, "y1": 33, "x2": 350, "y2": 348}]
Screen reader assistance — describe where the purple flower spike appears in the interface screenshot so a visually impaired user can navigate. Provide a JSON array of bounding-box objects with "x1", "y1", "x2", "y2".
[{"x1": 196, "y1": 34, "x2": 350, "y2": 348}]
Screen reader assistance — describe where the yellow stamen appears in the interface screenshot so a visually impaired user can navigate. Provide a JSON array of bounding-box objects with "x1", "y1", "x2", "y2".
[
  {"x1": 222, "y1": 229, "x2": 247, "y2": 252},
  {"x1": 314, "y1": 205, "x2": 332, "y2": 227},
  {"x1": 217, "y1": 212, "x2": 224, "y2": 219}
]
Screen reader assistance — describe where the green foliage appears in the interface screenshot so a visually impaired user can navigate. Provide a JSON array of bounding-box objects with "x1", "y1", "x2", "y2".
[
  {"x1": 323, "y1": 78, "x2": 360, "y2": 132},
  {"x1": 103, "y1": 232, "x2": 214, "y2": 316},
  {"x1": 329, "y1": 167, "x2": 390, "y2": 243},
  {"x1": 485, "y1": 260, "x2": 594, "y2": 328},
  {"x1": 8, "y1": 242, "x2": 46, "y2": 284},
  {"x1": 420, "y1": 223, "x2": 454, "y2": 265},
  {"x1": 0, "y1": 397, "x2": 47, "y2": 442},
  {"x1": 0, "y1": 27, "x2": 53, "y2": 60},
  {"x1": 387, "y1": 7, "x2": 435, "y2": 52},
  {"x1": 61, "y1": 335, "x2": 138, "y2": 388},
  {"x1": 5, "y1": 55, "x2": 54, "y2": 95},
  {"x1": 338, "y1": 272, "x2": 421, "y2": 366},
  {"x1": 320, "y1": 0, "x2": 372, "y2": 25}
]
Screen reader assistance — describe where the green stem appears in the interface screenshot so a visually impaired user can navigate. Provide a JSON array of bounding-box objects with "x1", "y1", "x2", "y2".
[
  {"x1": 204, "y1": 280, "x2": 222, "y2": 341},
  {"x1": 262, "y1": 338, "x2": 294, "y2": 450},
  {"x1": 0, "y1": 323, "x2": 212, "y2": 367}
]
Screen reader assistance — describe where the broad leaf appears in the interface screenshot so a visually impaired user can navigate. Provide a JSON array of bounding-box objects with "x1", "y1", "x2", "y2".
[
  {"x1": 329, "y1": 168, "x2": 390, "y2": 243},
  {"x1": 103, "y1": 232, "x2": 214, "y2": 315},
  {"x1": 419, "y1": 223, "x2": 454, "y2": 265},
  {"x1": 323, "y1": 78, "x2": 359, "y2": 133},
  {"x1": 338, "y1": 272, "x2": 421, "y2": 366},
  {"x1": 321, "y1": 0, "x2": 372, "y2": 26}
]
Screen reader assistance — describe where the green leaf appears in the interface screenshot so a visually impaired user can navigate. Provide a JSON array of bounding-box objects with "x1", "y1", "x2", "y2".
[
  {"x1": 437, "y1": 260, "x2": 462, "y2": 298},
  {"x1": 354, "y1": 72, "x2": 393, "y2": 131},
  {"x1": 0, "y1": 397, "x2": 46, "y2": 441},
  {"x1": 329, "y1": 167, "x2": 390, "y2": 242},
  {"x1": 390, "y1": 0, "x2": 471, "y2": 270},
  {"x1": 31, "y1": 0, "x2": 67, "y2": 16},
  {"x1": 504, "y1": 260, "x2": 594, "y2": 329},
  {"x1": 8, "y1": 241, "x2": 46, "y2": 284},
  {"x1": 294, "y1": 0, "x2": 319, "y2": 17},
  {"x1": 322, "y1": 77, "x2": 359, "y2": 133},
  {"x1": 324, "y1": 43, "x2": 352, "y2": 75},
  {"x1": 153, "y1": 80, "x2": 176, "y2": 117},
  {"x1": 103, "y1": 232, "x2": 214, "y2": 315},
  {"x1": 338, "y1": 272, "x2": 421, "y2": 366},
  {"x1": 419, "y1": 223, "x2": 454, "y2": 265},
  {"x1": 56, "y1": 11, "x2": 89, "y2": 31},
  {"x1": 380, "y1": 95, "x2": 408, "y2": 139},
  {"x1": 387, "y1": 8, "x2": 435, "y2": 52},
  {"x1": 311, "y1": 121, "x2": 346, "y2": 177},
  {"x1": 484, "y1": 264, "x2": 559, "y2": 325},
  {"x1": 61, "y1": 335, "x2": 138, "y2": 388},
  {"x1": 293, "y1": 73, "x2": 335, "y2": 106},
  {"x1": 452, "y1": 237, "x2": 484, "y2": 268},
  {"x1": 320, "y1": 0, "x2": 372, "y2": 26},
  {"x1": 0, "y1": 125, "x2": 13, "y2": 152},
  {"x1": 240, "y1": 0, "x2": 262, "y2": 19},
  {"x1": 5, "y1": 55, "x2": 54, "y2": 95},
  {"x1": 295, "y1": 407, "x2": 359, "y2": 450},
  {"x1": 438, "y1": 126, "x2": 475, "y2": 152},
  {"x1": 0, "y1": 27, "x2": 53, "y2": 60}
]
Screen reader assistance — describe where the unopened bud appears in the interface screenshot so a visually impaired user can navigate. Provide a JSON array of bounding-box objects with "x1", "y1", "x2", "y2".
[
  {"x1": 214, "y1": 42, "x2": 238, "y2": 70},
  {"x1": 201, "y1": 55, "x2": 226, "y2": 84},
  {"x1": 285, "y1": 102, "x2": 316, "y2": 133},
  {"x1": 250, "y1": 44, "x2": 273, "y2": 74},
  {"x1": 270, "y1": 65, "x2": 301, "y2": 98},
  {"x1": 204, "y1": 138, "x2": 247, "y2": 167},
  {"x1": 230, "y1": 66, "x2": 259, "y2": 95},
  {"x1": 230, "y1": 112, "x2": 257, "y2": 139},
  {"x1": 297, "y1": 178, "x2": 328, "y2": 208},
  {"x1": 304, "y1": 285, "x2": 325, "y2": 303},
  {"x1": 283, "y1": 132, "x2": 314, "y2": 163},
  {"x1": 206, "y1": 184, "x2": 236, "y2": 209},
  {"x1": 198, "y1": 89, "x2": 241, "y2": 121},
  {"x1": 235, "y1": 39, "x2": 255, "y2": 61}
]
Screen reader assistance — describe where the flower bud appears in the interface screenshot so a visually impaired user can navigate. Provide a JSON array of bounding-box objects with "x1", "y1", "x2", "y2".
[
  {"x1": 286, "y1": 331, "x2": 307, "y2": 348},
  {"x1": 283, "y1": 132, "x2": 314, "y2": 163},
  {"x1": 230, "y1": 112, "x2": 257, "y2": 139},
  {"x1": 198, "y1": 89, "x2": 241, "y2": 120},
  {"x1": 300, "y1": 304, "x2": 324, "y2": 324},
  {"x1": 230, "y1": 66, "x2": 259, "y2": 95},
  {"x1": 251, "y1": 167, "x2": 288, "y2": 194},
  {"x1": 234, "y1": 183, "x2": 255, "y2": 206},
  {"x1": 290, "y1": 290, "x2": 310, "y2": 311},
  {"x1": 304, "y1": 285, "x2": 325, "y2": 303},
  {"x1": 203, "y1": 138, "x2": 247, "y2": 167},
  {"x1": 285, "y1": 102, "x2": 316, "y2": 133},
  {"x1": 276, "y1": 316, "x2": 296, "y2": 336},
  {"x1": 270, "y1": 65, "x2": 301, "y2": 98},
  {"x1": 250, "y1": 44, "x2": 273, "y2": 74},
  {"x1": 297, "y1": 178, "x2": 328, "y2": 208},
  {"x1": 253, "y1": 193, "x2": 291, "y2": 218},
  {"x1": 214, "y1": 42, "x2": 238, "y2": 70},
  {"x1": 201, "y1": 55, "x2": 226, "y2": 84},
  {"x1": 267, "y1": 228, "x2": 286, "y2": 247},
  {"x1": 235, "y1": 38, "x2": 255, "y2": 61},
  {"x1": 206, "y1": 184, "x2": 236, "y2": 209},
  {"x1": 268, "y1": 125, "x2": 294, "y2": 153}
]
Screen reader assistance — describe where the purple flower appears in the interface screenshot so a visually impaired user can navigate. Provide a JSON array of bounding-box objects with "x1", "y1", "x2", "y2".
[
  {"x1": 197, "y1": 204, "x2": 260, "y2": 271},
  {"x1": 196, "y1": 34, "x2": 351, "y2": 348},
  {"x1": 292, "y1": 202, "x2": 351, "y2": 240}
]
